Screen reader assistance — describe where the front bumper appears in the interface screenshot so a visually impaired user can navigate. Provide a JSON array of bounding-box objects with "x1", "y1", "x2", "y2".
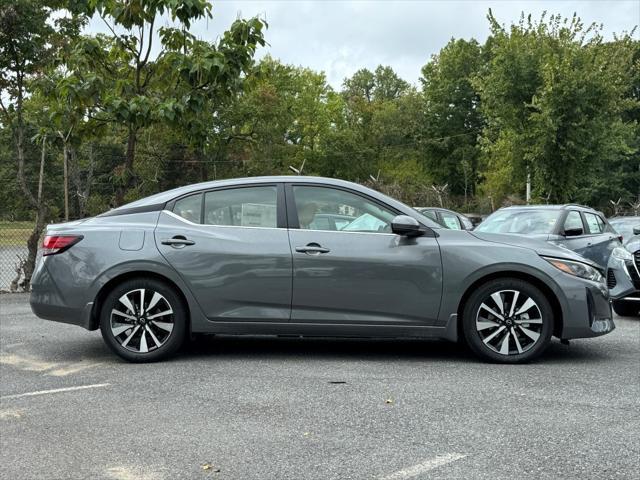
[{"x1": 557, "y1": 276, "x2": 614, "y2": 339}]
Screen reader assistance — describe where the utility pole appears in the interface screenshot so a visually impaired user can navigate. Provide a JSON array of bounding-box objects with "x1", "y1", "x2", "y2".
[{"x1": 526, "y1": 167, "x2": 531, "y2": 204}]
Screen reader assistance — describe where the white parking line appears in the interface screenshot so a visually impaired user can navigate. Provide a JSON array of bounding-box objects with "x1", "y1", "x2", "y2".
[
  {"x1": 381, "y1": 453, "x2": 467, "y2": 480},
  {"x1": 0, "y1": 383, "x2": 110, "y2": 400}
]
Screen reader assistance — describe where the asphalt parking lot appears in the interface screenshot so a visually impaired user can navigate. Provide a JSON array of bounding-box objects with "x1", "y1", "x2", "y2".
[{"x1": 1, "y1": 294, "x2": 639, "y2": 480}]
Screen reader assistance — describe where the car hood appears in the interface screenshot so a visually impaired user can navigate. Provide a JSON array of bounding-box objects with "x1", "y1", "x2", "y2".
[
  {"x1": 470, "y1": 231, "x2": 600, "y2": 268},
  {"x1": 624, "y1": 236, "x2": 640, "y2": 253}
]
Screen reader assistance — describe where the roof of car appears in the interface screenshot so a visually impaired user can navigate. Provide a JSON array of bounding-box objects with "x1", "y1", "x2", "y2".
[
  {"x1": 102, "y1": 175, "x2": 444, "y2": 229},
  {"x1": 125, "y1": 176, "x2": 379, "y2": 205},
  {"x1": 501, "y1": 204, "x2": 597, "y2": 212}
]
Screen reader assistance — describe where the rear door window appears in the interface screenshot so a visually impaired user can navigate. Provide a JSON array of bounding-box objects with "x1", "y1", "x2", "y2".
[
  {"x1": 584, "y1": 212, "x2": 605, "y2": 234},
  {"x1": 173, "y1": 193, "x2": 203, "y2": 223},
  {"x1": 440, "y1": 211, "x2": 463, "y2": 230},
  {"x1": 204, "y1": 186, "x2": 278, "y2": 228},
  {"x1": 421, "y1": 209, "x2": 438, "y2": 221}
]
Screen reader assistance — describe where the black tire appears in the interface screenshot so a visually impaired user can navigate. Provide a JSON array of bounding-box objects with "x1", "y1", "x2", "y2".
[
  {"x1": 100, "y1": 278, "x2": 187, "y2": 362},
  {"x1": 612, "y1": 300, "x2": 640, "y2": 317},
  {"x1": 462, "y1": 278, "x2": 554, "y2": 364}
]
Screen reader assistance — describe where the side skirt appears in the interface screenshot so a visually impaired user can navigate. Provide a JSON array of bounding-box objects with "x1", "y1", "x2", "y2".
[{"x1": 194, "y1": 314, "x2": 459, "y2": 342}]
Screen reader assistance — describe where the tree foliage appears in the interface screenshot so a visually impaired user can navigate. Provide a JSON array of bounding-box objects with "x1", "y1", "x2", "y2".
[{"x1": 1, "y1": 6, "x2": 638, "y2": 235}]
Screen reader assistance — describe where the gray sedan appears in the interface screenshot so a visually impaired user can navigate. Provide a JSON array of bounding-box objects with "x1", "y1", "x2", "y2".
[{"x1": 30, "y1": 176, "x2": 614, "y2": 363}]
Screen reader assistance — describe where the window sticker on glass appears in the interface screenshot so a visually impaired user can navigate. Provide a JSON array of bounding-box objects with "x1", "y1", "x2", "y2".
[
  {"x1": 240, "y1": 203, "x2": 277, "y2": 227},
  {"x1": 441, "y1": 213, "x2": 461, "y2": 230},
  {"x1": 584, "y1": 213, "x2": 603, "y2": 234}
]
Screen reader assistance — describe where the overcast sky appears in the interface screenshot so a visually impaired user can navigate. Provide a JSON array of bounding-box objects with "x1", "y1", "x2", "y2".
[{"x1": 87, "y1": 0, "x2": 639, "y2": 88}]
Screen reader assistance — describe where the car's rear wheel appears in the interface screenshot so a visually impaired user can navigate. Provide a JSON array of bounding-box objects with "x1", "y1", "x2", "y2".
[
  {"x1": 100, "y1": 278, "x2": 187, "y2": 362},
  {"x1": 612, "y1": 299, "x2": 640, "y2": 317},
  {"x1": 462, "y1": 278, "x2": 554, "y2": 363}
]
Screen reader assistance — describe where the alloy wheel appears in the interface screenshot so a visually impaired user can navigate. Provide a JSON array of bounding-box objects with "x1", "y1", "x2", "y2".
[
  {"x1": 110, "y1": 288, "x2": 175, "y2": 353},
  {"x1": 475, "y1": 289, "x2": 543, "y2": 356}
]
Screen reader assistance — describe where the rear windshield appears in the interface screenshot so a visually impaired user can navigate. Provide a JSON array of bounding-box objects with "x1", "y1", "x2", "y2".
[{"x1": 475, "y1": 209, "x2": 561, "y2": 234}]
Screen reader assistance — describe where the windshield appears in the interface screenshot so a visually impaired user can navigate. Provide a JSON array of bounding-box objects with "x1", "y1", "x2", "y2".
[
  {"x1": 475, "y1": 209, "x2": 561, "y2": 234},
  {"x1": 610, "y1": 217, "x2": 640, "y2": 239}
]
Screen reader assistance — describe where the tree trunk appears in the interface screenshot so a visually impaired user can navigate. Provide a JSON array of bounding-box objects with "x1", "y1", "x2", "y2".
[
  {"x1": 15, "y1": 118, "x2": 37, "y2": 207},
  {"x1": 199, "y1": 148, "x2": 208, "y2": 182},
  {"x1": 115, "y1": 126, "x2": 138, "y2": 206},
  {"x1": 19, "y1": 137, "x2": 49, "y2": 291},
  {"x1": 63, "y1": 143, "x2": 69, "y2": 221},
  {"x1": 71, "y1": 145, "x2": 94, "y2": 218}
]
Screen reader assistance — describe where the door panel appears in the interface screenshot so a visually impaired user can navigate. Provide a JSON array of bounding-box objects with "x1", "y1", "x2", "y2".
[
  {"x1": 582, "y1": 212, "x2": 619, "y2": 268},
  {"x1": 286, "y1": 184, "x2": 442, "y2": 325},
  {"x1": 155, "y1": 187, "x2": 292, "y2": 322},
  {"x1": 289, "y1": 230, "x2": 442, "y2": 325},
  {"x1": 555, "y1": 210, "x2": 591, "y2": 259}
]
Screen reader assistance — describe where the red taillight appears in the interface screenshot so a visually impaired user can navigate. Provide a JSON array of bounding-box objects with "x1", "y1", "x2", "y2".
[{"x1": 42, "y1": 235, "x2": 83, "y2": 256}]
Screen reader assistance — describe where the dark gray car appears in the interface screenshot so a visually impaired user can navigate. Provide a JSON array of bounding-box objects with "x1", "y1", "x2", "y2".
[
  {"x1": 30, "y1": 177, "x2": 614, "y2": 363},
  {"x1": 475, "y1": 205, "x2": 621, "y2": 269}
]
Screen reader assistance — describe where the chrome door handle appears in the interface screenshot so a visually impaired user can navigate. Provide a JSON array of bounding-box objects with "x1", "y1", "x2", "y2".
[
  {"x1": 161, "y1": 237, "x2": 195, "y2": 246},
  {"x1": 296, "y1": 244, "x2": 330, "y2": 254}
]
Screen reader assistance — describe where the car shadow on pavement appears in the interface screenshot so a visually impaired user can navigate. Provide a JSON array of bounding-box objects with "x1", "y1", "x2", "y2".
[
  {"x1": 181, "y1": 335, "x2": 474, "y2": 363},
  {"x1": 177, "y1": 335, "x2": 615, "y2": 364}
]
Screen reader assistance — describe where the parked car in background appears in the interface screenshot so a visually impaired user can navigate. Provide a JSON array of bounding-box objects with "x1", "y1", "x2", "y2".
[
  {"x1": 462, "y1": 213, "x2": 485, "y2": 228},
  {"x1": 475, "y1": 205, "x2": 621, "y2": 269},
  {"x1": 609, "y1": 216, "x2": 640, "y2": 244},
  {"x1": 308, "y1": 213, "x2": 354, "y2": 231},
  {"x1": 607, "y1": 217, "x2": 640, "y2": 316},
  {"x1": 30, "y1": 176, "x2": 614, "y2": 364},
  {"x1": 414, "y1": 207, "x2": 474, "y2": 230}
]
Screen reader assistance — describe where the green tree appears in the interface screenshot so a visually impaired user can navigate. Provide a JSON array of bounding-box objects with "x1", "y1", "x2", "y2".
[
  {"x1": 0, "y1": 0, "x2": 80, "y2": 288},
  {"x1": 420, "y1": 38, "x2": 484, "y2": 202},
  {"x1": 69, "y1": 0, "x2": 266, "y2": 204},
  {"x1": 476, "y1": 11, "x2": 637, "y2": 205}
]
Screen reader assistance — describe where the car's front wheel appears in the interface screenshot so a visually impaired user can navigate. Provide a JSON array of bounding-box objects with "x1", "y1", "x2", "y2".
[
  {"x1": 462, "y1": 278, "x2": 554, "y2": 363},
  {"x1": 100, "y1": 278, "x2": 187, "y2": 362}
]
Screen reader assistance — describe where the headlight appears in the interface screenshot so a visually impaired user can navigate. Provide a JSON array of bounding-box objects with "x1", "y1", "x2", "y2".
[
  {"x1": 611, "y1": 247, "x2": 633, "y2": 261},
  {"x1": 543, "y1": 256, "x2": 605, "y2": 284}
]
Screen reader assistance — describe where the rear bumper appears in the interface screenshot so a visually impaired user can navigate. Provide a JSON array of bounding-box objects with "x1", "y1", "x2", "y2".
[{"x1": 29, "y1": 260, "x2": 96, "y2": 330}]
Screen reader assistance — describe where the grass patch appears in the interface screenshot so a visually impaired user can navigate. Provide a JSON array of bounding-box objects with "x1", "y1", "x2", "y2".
[{"x1": 0, "y1": 221, "x2": 34, "y2": 247}]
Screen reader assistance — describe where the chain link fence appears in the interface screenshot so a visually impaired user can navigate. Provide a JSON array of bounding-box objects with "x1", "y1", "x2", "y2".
[
  {"x1": 0, "y1": 222, "x2": 39, "y2": 292},
  {"x1": 1, "y1": 193, "x2": 638, "y2": 293}
]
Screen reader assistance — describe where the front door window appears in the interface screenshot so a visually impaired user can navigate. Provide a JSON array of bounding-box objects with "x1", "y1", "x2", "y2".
[{"x1": 292, "y1": 186, "x2": 396, "y2": 233}]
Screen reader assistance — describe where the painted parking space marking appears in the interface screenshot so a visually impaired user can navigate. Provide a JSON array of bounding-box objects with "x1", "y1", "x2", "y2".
[
  {"x1": 106, "y1": 466, "x2": 163, "y2": 480},
  {"x1": 381, "y1": 453, "x2": 467, "y2": 480},
  {"x1": 0, "y1": 353, "x2": 103, "y2": 376},
  {"x1": 1, "y1": 383, "x2": 110, "y2": 400},
  {"x1": 0, "y1": 408, "x2": 24, "y2": 420}
]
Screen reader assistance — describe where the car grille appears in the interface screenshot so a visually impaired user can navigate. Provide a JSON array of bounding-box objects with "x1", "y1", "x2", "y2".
[
  {"x1": 629, "y1": 251, "x2": 640, "y2": 289},
  {"x1": 607, "y1": 269, "x2": 617, "y2": 289}
]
